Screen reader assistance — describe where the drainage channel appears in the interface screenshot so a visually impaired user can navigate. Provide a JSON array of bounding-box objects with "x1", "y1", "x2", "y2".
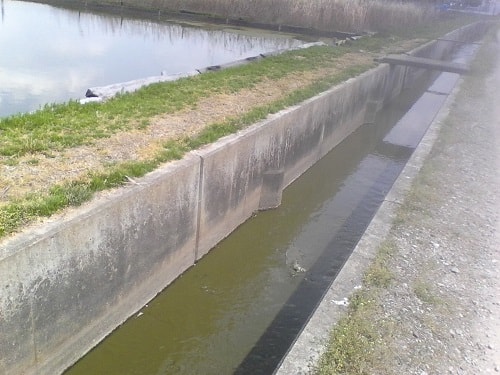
[{"x1": 65, "y1": 45, "x2": 477, "y2": 375}]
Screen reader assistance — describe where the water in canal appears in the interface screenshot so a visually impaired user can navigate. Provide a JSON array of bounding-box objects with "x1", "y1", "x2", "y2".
[
  {"x1": 0, "y1": 0, "x2": 302, "y2": 118},
  {"x1": 64, "y1": 70, "x2": 438, "y2": 375}
]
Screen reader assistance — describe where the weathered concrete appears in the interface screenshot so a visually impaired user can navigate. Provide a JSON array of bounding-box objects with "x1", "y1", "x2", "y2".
[
  {"x1": 259, "y1": 169, "x2": 285, "y2": 210},
  {"x1": 0, "y1": 155, "x2": 201, "y2": 375},
  {"x1": 0, "y1": 20, "x2": 491, "y2": 375},
  {"x1": 194, "y1": 63, "x2": 408, "y2": 260}
]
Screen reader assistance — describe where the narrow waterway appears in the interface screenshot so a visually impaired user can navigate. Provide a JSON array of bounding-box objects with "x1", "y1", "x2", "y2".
[
  {"x1": 0, "y1": 0, "x2": 301, "y2": 117},
  {"x1": 64, "y1": 67, "x2": 440, "y2": 374}
]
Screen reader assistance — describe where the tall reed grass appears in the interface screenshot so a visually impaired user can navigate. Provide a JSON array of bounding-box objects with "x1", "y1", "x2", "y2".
[{"x1": 82, "y1": 0, "x2": 437, "y2": 33}]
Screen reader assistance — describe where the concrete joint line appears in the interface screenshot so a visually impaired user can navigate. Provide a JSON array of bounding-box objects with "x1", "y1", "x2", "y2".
[{"x1": 194, "y1": 153, "x2": 205, "y2": 262}]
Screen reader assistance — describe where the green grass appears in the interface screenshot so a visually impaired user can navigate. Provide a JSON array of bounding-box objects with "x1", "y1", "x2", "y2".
[
  {"x1": 317, "y1": 293, "x2": 380, "y2": 375},
  {"x1": 414, "y1": 280, "x2": 441, "y2": 305},
  {"x1": 363, "y1": 241, "x2": 395, "y2": 288}
]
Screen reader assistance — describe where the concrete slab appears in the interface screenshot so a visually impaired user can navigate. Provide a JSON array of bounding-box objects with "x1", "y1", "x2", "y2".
[
  {"x1": 379, "y1": 54, "x2": 470, "y2": 74},
  {"x1": 383, "y1": 91, "x2": 449, "y2": 148},
  {"x1": 427, "y1": 71, "x2": 461, "y2": 94}
]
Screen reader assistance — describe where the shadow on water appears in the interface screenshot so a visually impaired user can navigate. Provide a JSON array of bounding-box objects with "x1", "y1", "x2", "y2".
[{"x1": 65, "y1": 72, "x2": 435, "y2": 375}]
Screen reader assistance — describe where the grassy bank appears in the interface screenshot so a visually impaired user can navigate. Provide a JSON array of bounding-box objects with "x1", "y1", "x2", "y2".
[
  {"x1": 0, "y1": 10, "x2": 485, "y2": 239},
  {"x1": 315, "y1": 23, "x2": 499, "y2": 375}
]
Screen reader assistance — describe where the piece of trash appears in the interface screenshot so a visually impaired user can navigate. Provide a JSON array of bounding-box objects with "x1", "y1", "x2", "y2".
[
  {"x1": 136, "y1": 311, "x2": 144, "y2": 317},
  {"x1": 293, "y1": 261, "x2": 306, "y2": 273},
  {"x1": 332, "y1": 298, "x2": 349, "y2": 306}
]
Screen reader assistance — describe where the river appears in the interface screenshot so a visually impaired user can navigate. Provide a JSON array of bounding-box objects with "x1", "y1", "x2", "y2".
[{"x1": 0, "y1": 0, "x2": 302, "y2": 118}]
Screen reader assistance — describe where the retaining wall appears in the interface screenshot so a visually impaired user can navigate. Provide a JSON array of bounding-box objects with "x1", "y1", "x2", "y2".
[{"x1": 0, "y1": 21, "x2": 490, "y2": 375}]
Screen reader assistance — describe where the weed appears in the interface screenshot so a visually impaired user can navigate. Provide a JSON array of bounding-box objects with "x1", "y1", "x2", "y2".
[
  {"x1": 316, "y1": 288, "x2": 392, "y2": 375},
  {"x1": 316, "y1": 241, "x2": 397, "y2": 374},
  {"x1": 414, "y1": 280, "x2": 441, "y2": 306},
  {"x1": 364, "y1": 241, "x2": 395, "y2": 288}
]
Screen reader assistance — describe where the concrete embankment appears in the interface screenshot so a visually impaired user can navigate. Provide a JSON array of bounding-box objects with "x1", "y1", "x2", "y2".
[{"x1": 0, "y1": 22, "x2": 490, "y2": 375}]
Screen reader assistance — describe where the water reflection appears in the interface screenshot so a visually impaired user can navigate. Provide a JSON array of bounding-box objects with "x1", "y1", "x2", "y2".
[{"x1": 0, "y1": 0, "x2": 301, "y2": 118}]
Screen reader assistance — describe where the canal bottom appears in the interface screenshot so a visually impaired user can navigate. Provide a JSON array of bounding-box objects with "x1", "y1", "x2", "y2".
[{"x1": 65, "y1": 75, "x2": 438, "y2": 375}]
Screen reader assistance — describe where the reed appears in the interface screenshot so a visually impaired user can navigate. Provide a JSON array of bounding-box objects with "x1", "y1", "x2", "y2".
[{"x1": 82, "y1": 0, "x2": 437, "y2": 33}]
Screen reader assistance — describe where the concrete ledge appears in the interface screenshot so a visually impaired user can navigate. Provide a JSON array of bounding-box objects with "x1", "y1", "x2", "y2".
[{"x1": 0, "y1": 155, "x2": 201, "y2": 375}]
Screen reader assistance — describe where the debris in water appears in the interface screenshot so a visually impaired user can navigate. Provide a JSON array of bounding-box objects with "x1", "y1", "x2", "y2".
[{"x1": 293, "y1": 261, "x2": 306, "y2": 273}]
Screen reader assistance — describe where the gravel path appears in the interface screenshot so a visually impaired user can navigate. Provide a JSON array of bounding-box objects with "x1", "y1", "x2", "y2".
[{"x1": 368, "y1": 28, "x2": 500, "y2": 374}]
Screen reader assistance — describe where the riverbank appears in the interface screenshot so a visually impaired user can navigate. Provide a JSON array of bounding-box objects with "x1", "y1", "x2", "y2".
[{"x1": 313, "y1": 21, "x2": 500, "y2": 375}]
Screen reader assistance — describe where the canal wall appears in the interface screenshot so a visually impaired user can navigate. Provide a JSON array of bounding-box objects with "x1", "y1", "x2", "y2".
[{"x1": 0, "y1": 21, "x2": 490, "y2": 375}]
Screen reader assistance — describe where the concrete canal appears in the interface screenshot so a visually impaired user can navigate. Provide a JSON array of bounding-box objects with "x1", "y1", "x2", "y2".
[
  {"x1": 0, "y1": 9, "x2": 488, "y2": 372},
  {"x1": 64, "y1": 44, "x2": 476, "y2": 374}
]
